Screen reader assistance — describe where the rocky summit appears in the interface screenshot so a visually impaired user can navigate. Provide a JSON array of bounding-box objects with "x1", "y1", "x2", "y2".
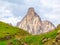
[{"x1": 17, "y1": 7, "x2": 55, "y2": 35}]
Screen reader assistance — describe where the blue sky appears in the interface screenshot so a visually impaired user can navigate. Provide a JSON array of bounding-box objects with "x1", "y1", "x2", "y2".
[{"x1": 0, "y1": 0, "x2": 60, "y2": 26}]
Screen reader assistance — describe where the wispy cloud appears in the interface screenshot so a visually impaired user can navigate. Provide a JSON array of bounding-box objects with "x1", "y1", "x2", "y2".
[
  {"x1": 40, "y1": 0, "x2": 60, "y2": 26},
  {"x1": 0, "y1": 1, "x2": 22, "y2": 26},
  {"x1": 0, "y1": 0, "x2": 60, "y2": 26}
]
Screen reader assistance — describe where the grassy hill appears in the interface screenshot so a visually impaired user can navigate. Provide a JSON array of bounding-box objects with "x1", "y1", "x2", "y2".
[
  {"x1": 22, "y1": 29, "x2": 58, "y2": 45},
  {"x1": 21, "y1": 25, "x2": 60, "y2": 45},
  {"x1": 10, "y1": 25, "x2": 60, "y2": 45},
  {"x1": 0, "y1": 21, "x2": 60, "y2": 45},
  {"x1": 5, "y1": 27, "x2": 59, "y2": 45},
  {"x1": 0, "y1": 21, "x2": 31, "y2": 45},
  {"x1": 0, "y1": 21, "x2": 30, "y2": 40}
]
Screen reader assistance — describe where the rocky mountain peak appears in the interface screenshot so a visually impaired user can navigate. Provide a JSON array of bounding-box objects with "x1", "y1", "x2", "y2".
[
  {"x1": 28, "y1": 7, "x2": 34, "y2": 13},
  {"x1": 42, "y1": 20, "x2": 55, "y2": 33},
  {"x1": 28, "y1": 7, "x2": 34, "y2": 11},
  {"x1": 17, "y1": 7, "x2": 55, "y2": 35},
  {"x1": 27, "y1": 7, "x2": 37, "y2": 17}
]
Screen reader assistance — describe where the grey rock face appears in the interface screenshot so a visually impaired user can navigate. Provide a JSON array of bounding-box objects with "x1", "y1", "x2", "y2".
[
  {"x1": 42, "y1": 20, "x2": 55, "y2": 33},
  {"x1": 17, "y1": 7, "x2": 55, "y2": 35}
]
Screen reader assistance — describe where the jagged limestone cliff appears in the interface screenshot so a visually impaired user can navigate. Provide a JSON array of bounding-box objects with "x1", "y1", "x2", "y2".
[{"x1": 17, "y1": 7, "x2": 55, "y2": 35}]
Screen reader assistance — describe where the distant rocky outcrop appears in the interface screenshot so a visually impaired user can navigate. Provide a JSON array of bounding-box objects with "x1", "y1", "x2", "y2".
[
  {"x1": 42, "y1": 20, "x2": 55, "y2": 33},
  {"x1": 17, "y1": 7, "x2": 55, "y2": 35}
]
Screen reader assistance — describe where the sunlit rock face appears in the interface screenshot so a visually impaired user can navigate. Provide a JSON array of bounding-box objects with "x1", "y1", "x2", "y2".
[
  {"x1": 42, "y1": 20, "x2": 55, "y2": 33},
  {"x1": 17, "y1": 7, "x2": 55, "y2": 35}
]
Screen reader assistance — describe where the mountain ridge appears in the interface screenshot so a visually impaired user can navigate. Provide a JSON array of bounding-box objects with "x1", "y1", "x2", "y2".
[{"x1": 17, "y1": 7, "x2": 55, "y2": 35}]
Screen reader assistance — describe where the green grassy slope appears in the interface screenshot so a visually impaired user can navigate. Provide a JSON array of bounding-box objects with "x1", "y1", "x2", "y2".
[
  {"x1": 6, "y1": 27, "x2": 59, "y2": 45},
  {"x1": 0, "y1": 21, "x2": 31, "y2": 45},
  {"x1": 0, "y1": 21, "x2": 60, "y2": 45},
  {"x1": 21, "y1": 25, "x2": 60, "y2": 45},
  {"x1": 22, "y1": 29, "x2": 58, "y2": 45},
  {"x1": 0, "y1": 21, "x2": 30, "y2": 39}
]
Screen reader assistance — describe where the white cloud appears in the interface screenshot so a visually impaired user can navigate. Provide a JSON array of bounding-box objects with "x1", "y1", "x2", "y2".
[
  {"x1": 0, "y1": 0, "x2": 60, "y2": 26},
  {"x1": 0, "y1": 1, "x2": 13, "y2": 17},
  {"x1": 38, "y1": 0, "x2": 60, "y2": 26},
  {"x1": 0, "y1": 16, "x2": 21, "y2": 26},
  {"x1": 0, "y1": 1, "x2": 21, "y2": 26},
  {"x1": 40, "y1": 0, "x2": 60, "y2": 8}
]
